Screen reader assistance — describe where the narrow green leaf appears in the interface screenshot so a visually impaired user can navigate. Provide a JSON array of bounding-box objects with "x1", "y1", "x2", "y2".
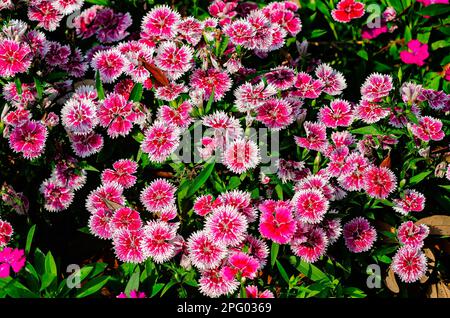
[
  {"x1": 186, "y1": 161, "x2": 215, "y2": 198},
  {"x1": 350, "y1": 126, "x2": 382, "y2": 135},
  {"x1": 128, "y1": 83, "x2": 143, "y2": 102},
  {"x1": 270, "y1": 242, "x2": 279, "y2": 268},
  {"x1": 33, "y1": 77, "x2": 43, "y2": 99},
  {"x1": 205, "y1": 88, "x2": 215, "y2": 114},
  {"x1": 76, "y1": 276, "x2": 110, "y2": 298},
  {"x1": 95, "y1": 71, "x2": 105, "y2": 100},
  {"x1": 25, "y1": 225, "x2": 36, "y2": 255},
  {"x1": 409, "y1": 170, "x2": 432, "y2": 185},
  {"x1": 290, "y1": 256, "x2": 328, "y2": 282},
  {"x1": 125, "y1": 270, "x2": 141, "y2": 296},
  {"x1": 276, "y1": 260, "x2": 290, "y2": 284},
  {"x1": 418, "y1": 4, "x2": 450, "y2": 16}
]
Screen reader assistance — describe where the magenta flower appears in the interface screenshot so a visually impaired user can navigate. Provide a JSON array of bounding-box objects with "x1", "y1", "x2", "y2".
[
  {"x1": 355, "y1": 99, "x2": 390, "y2": 124},
  {"x1": 294, "y1": 121, "x2": 328, "y2": 152},
  {"x1": 89, "y1": 208, "x2": 113, "y2": 240},
  {"x1": 9, "y1": 120, "x2": 47, "y2": 160},
  {"x1": 259, "y1": 200, "x2": 296, "y2": 244},
  {"x1": 343, "y1": 217, "x2": 377, "y2": 253},
  {"x1": 142, "y1": 221, "x2": 178, "y2": 263},
  {"x1": 321, "y1": 218, "x2": 342, "y2": 244},
  {"x1": 141, "y1": 5, "x2": 180, "y2": 40},
  {"x1": 0, "y1": 220, "x2": 13, "y2": 248},
  {"x1": 110, "y1": 207, "x2": 142, "y2": 233},
  {"x1": 363, "y1": 166, "x2": 397, "y2": 199},
  {"x1": 187, "y1": 231, "x2": 227, "y2": 270},
  {"x1": 85, "y1": 182, "x2": 125, "y2": 214},
  {"x1": 155, "y1": 41, "x2": 193, "y2": 80},
  {"x1": 61, "y1": 98, "x2": 98, "y2": 135},
  {"x1": 265, "y1": 66, "x2": 296, "y2": 91},
  {"x1": 113, "y1": 229, "x2": 146, "y2": 264},
  {"x1": 40, "y1": 179, "x2": 75, "y2": 212},
  {"x1": 397, "y1": 221, "x2": 429, "y2": 249},
  {"x1": 223, "y1": 251, "x2": 260, "y2": 280},
  {"x1": 91, "y1": 49, "x2": 127, "y2": 83},
  {"x1": 93, "y1": 8, "x2": 132, "y2": 43},
  {"x1": 361, "y1": 73, "x2": 393, "y2": 101},
  {"x1": 199, "y1": 267, "x2": 239, "y2": 298},
  {"x1": 410, "y1": 116, "x2": 445, "y2": 142},
  {"x1": 69, "y1": 132, "x2": 104, "y2": 158},
  {"x1": 400, "y1": 40, "x2": 429, "y2": 66},
  {"x1": 190, "y1": 68, "x2": 232, "y2": 101},
  {"x1": 222, "y1": 138, "x2": 261, "y2": 174},
  {"x1": 155, "y1": 82, "x2": 188, "y2": 102},
  {"x1": 0, "y1": 248, "x2": 26, "y2": 278},
  {"x1": 256, "y1": 98, "x2": 294, "y2": 131},
  {"x1": 244, "y1": 286, "x2": 274, "y2": 298},
  {"x1": 176, "y1": 17, "x2": 204, "y2": 46},
  {"x1": 290, "y1": 223, "x2": 328, "y2": 263},
  {"x1": 215, "y1": 190, "x2": 257, "y2": 223},
  {"x1": 141, "y1": 121, "x2": 180, "y2": 163},
  {"x1": 28, "y1": 0, "x2": 63, "y2": 31},
  {"x1": 0, "y1": 39, "x2": 32, "y2": 78},
  {"x1": 159, "y1": 101, "x2": 192, "y2": 129},
  {"x1": 392, "y1": 246, "x2": 427, "y2": 283},
  {"x1": 101, "y1": 159, "x2": 138, "y2": 189},
  {"x1": 319, "y1": 99, "x2": 353, "y2": 128},
  {"x1": 98, "y1": 93, "x2": 137, "y2": 138},
  {"x1": 292, "y1": 189, "x2": 329, "y2": 224},
  {"x1": 140, "y1": 179, "x2": 176, "y2": 213},
  {"x1": 338, "y1": 153, "x2": 370, "y2": 191},
  {"x1": 193, "y1": 194, "x2": 215, "y2": 217},
  {"x1": 223, "y1": 20, "x2": 256, "y2": 47},
  {"x1": 315, "y1": 64, "x2": 347, "y2": 96},
  {"x1": 417, "y1": 0, "x2": 449, "y2": 7},
  {"x1": 234, "y1": 81, "x2": 277, "y2": 112},
  {"x1": 393, "y1": 190, "x2": 426, "y2": 215},
  {"x1": 117, "y1": 290, "x2": 146, "y2": 298},
  {"x1": 331, "y1": 0, "x2": 365, "y2": 23},
  {"x1": 205, "y1": 205, "x2": 248, "y2": 246},
  {"x1": 292, "y1": 72, "x2": 324, "y2": 99}
]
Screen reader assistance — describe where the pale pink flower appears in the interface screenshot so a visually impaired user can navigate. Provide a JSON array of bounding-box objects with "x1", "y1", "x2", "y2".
[
  {"x1": 205, "y1": 205, "x2": 248, "y2": 246},
  {"x1": 61, "y1": 98, "x2": 98, "y2": 135},
  {"x1": 187, "y1": 231, "x2": 227, "y2": 270},
  {"x1": 392, "y1": 246, "x2": 427, "y2": 283},
  {"x1": 223, "y1": 138, "x2": 261, "y2": 174}
]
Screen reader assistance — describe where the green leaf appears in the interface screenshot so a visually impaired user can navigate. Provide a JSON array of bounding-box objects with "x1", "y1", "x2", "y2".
[
  {"x1": 350, "y1": 126, "x2": 382, "y2": 135},
  {"x1": 34, "y1": 248, "x2": 46, "y2": 276},
  {"x1": 160, "y1": 279, "x2": 177, "y2": 297},
  {"x1": 128, "y1": 83, "x2": 143, "y2": 102},
  {"x1": 25, "y1": 224, "x2": 36, "y2": 255},
  {"x1": 357, "y1": 49, "x2": 369, "y2": 61},
  {"x1": 418, "y1": 4, "x2": 450, "y2": 16},
  {"x1": 431, "y1": 40, "x2": 450, "y2": 51},
  {"x1": 95, "y1": 71, "x2": 105, "y2": 100},
  {"x1": 276, "y1": 260, "x2": 290, "y2": 284},
  {"x1": 270, "y1": 242, "x2": 279, "y2": 268},
  {"x1": 76, "y1": 276, "x2": 110, "y2": 298},
  {"x1": 290, "y1": 256, "x2": 328, "y2": 282},
  {"x1": 6, "y1": 280, "x2": 40, "y2": 298},
  {"x1": 150, "y1": 283, "x2": 165, "y2": 297},
  {"x1": 409, "y1": 170, "x2": 432, "y2": 185},
  {"x1": 205, "y1": 88, "x2": 215, "y2": 114},
  {"x1": 125, "y1": 270, "x2": 141, "y2": 296},
  {"x1": 228, "y1": 176, "x2": 241, "y2": 190},
  {"x1": 41, "y1": 251, "x2": 57, "y2": 291},
  {"x1": 14, "y1": 78, "x2": 22, "y2": 95},
  {"x1": 218, "y1": 36, "x2": 229, "y2": 57},
  {"x1": 310, "y1": 29, "x2": 327, "y2": 38},
  {"x1": 186, "y1": 161, "x2": 215, "y2": 198},
  {"x1": 85, "y1": 0, "x2": 111, "y2": 5},
  {"x1": 344, "y1": 287, "x2": 366, "y2": 298},
  {"x1": 33, "y1": 77, "x2": 43, "y2": 99},
  {"x1": 404, "y1": 26, "x2": 412, "y2": 43}
]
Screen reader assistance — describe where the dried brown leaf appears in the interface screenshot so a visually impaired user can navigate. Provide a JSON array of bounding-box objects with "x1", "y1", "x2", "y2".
[
  {"x1": 416, "y1": 215, "x2": 450, "y2": 235},
  {"x1": 385, "y1": 268, "x2": 400, "y2": 294}
]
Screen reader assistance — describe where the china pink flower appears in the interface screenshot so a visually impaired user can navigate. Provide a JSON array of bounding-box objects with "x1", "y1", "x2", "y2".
[
  {"x1": 155, "y1": 41, "x2": 193, "y2": 80},
  {"x1": 113, "y1": 229, "x2": 146, "y2": 263},
  {"x1": 256, "y1": 98, "x2": 294, "y2": 131},
  {"x1": 187, "y1": 231, "x2": 227, "y2": 270},
  {"x1": 176, "y1": 17, "x2": 204, "y2": 46},
  {"x1": 276, "y1": 159, "x2": 309, "y2": 183},
  {"x1": 155, "y1": 82, "x2": 188, "y2": 102},
  {"x1": 295, "y1": 174, "x2": 335, "y2": 200},
  {"x1": 0, "y1": 248, "x2": 25, "y2": 278},
  {"x1": 69, "y1": 132, "x2": 104, "y2": 158},
  {"x1": 400, "y1": 40, "x2": 429, "y2": 67},
  {"x1": 91, "y1": 49, "x2": 127, "y2": 83},
  {"x1": 410, "y1": 116, "x2": 445, "y2": 142},
  {"x1": 392, "y1": 246, "x2": 427, "y2": 283},
  {"x1": 319, "y1": 99, "x2": 353, "y2": 128},
  {"x1": 28, "y1": 0, "x2": 63, "y2": 31},
  {"x1": 292, "y1": 72, "x2": 324, "y2": 99},
  {"x1": 332, "y1": 0, "x2": 365, "y2": 23},
  {"x1": 223, "y1": 251, "x2": 260, "y2": 280},
  {"x1": 205, "y1": 205, "x2": 248, "y2": 246},
  {"x1": 101, "y1": 159, "x2": 138, "y2": 189},
  {"x1": 98, "y1": 93, "x2": 136, "y2": 138},
  {"x1": 142, "y1": 221, "x2": 178, "y2": 263},
  {"x1": 234, "y1": 81, "x2": 277, "y2": 112},
  {"x1": 315, "y1": 64, "x2": 347, "y2": 95},
  {"x1": 397, "y1": 221, "x2": 429, "y2": 249},
  {"x1": 0, "y1": 220, "x2": 13, "y2": 248},
  {"x1": 88, "y1": 208, "x2": 113, "y2": 239},
  {"x1": 338, "y1": 153, "x2": 370, "y2": 191},
  {"x1": 223, "y1": 138, "x2": 261, "y2": 174},
  {"x1": 159, "y1": 101, "x2": 192, "y2": 129},
  {"x1": 355, "y1": 99, "x2": 390, "y2": 124},
  {"x1": 9, "y1": 120, "x2": 47, "y2": 160},
  {"x1": 140, "y1": 179, "x2": 176, "y2": 213},
  {"x1": 265, "y1": 66, "x2": 296, "y2": 91},
  {"x1": 223, "y1": 19, "x2": 256, "y2": 46},
  {"x1": 321, "y1": 218, "x2": 342, "y2": 244},
  {"x1": 292, "y1": 189, "x2": 329, "y2": 224},
  {"x1": 117, "y1": 290, "x2": 146, "y2": 298},
  {"x1": 199, "y1": 267, "x2": 239, "y2": 298},
  {"x1": 363, "y1": 166, "x2": 397, "y2": 199},
  {"x1": 294, "y1": 121, "x2": 328, "y2": 152},
  {"x1": 190, "y1": 68, "x2": 232, "y2": 101},
  {"x1": 215, "y1": 190, "x2": 257, "y2": 223},
  {"x1": 85, "y1": 182, "x2": 125, "y2": 214},
  {"x1": 0, "y1": 39, "x2": 32, "y2": 77},
  {"x1": 393, "y1": 190, "x2": 426, "y2": 215},
  {"x1": 52, "y1": 0, "x2": 84, "y2": 15},
  {"x1": 141, "y1": 5, "x2": 180, "y2": 40},
  {"x1": 141, "y1": 121, "x2": 180, "y2": 163},
  {"x1": 61, "y1": 98, "x2": 98, "y2": 135},
  {"x1": 40, "y1": 179, "x2": 74, "y2": 212},
  {"x1": 290, "y1": 224, "x2": 328, "y2": 263},
  {"x1": 244, "y1": 286, "x2": 274, "y2": 298},
  {"x1": 343, "y1": 217, "x2": 377, "y2": 253},
  {"x1": 193, "y1": 194, "x2": 215, "y2": 217},
  {"x1": 361, "y1": 73, "x2": 393, "y2": 101},
  {"x1": 110, "y1": 207, "x2": 142, "y2": 233},
  {"x1": 93, "y1": 8, "x2": 132, "y2": 43},
  {"x1": 259, "y1": 200, "x2": 296, "y2": 244},
  {"x1": 326, "y1": 147, "x2": 353, "y2": 177}
]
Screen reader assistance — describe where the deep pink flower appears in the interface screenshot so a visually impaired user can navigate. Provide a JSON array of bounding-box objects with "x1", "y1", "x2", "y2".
[
  {"x1": 205, "y1": 205, "x2": 248, "y2": 246},
  {"x1": 294, "y1": 121, "x2": 328, "y2": 152},
  {"x1": 332, "y1": 0, "x2": 365, "y2": 23},
  {"x1": 113, "y1": 229, "x2": 146, "y2": 263},
  {"x1": 98, "y1": 93, "x2": 136, "y2": 138},
  {"x1": 244, "y1": 286, "x2": 274, "y2": 298},
  {"x1": 397, "y1": 221, "x2": 429, "y2": 249},
  {"x1": 9, "y1": 120, "x2": 47, "y2": 160},
  {"x1": 91, "y1": 49, "x2": 127, "y2": 83},
  {"x1": 355, "y1": 99, "x2": 390, "y2": 124},
  {"x1": 319, "y1": 99, "x2": 353, "y2": 128},
  {"x1": 187, "y1": 231, "x2": 227, "y2": 270},
  {"x1": 223, "y1": 19, "x2": 256, "y2": 47},
  {"x1": 343, "y1": 217, "x2": 377, "y2": 253},
  {"x1": 69, "y1": 132, "x2": 104, "y2": 158},
  {"x1": 338, "y1": 153, "x2": 370, "y2": 191},
  {"x1": 292, "y1": 72, "x2": 324, "y2": 99},
  {"x1": 263, "y1": 6, "x2": 302, "y2": 36},
  {"x1": 52, "y1": 158, "x2": 87, "y2": 191},
  {"x1": 276, "y1": 159, "x2": 309, "y2": 183},
  {"x1": 193, "y1": 194, "x2": 215, "y2": 217},
  {"x1": 141, "y1": 5, "x2": 180, "y2": 40},
  {"x1": 410, "y1": 116, "x2": 445, "y2": 142},
  {"x1": 393, "y1": 190, "x2": 426, "y2": 215},
  {"x1": 93, "y1": 8, "x2": 132, "y2": 43},
  {"x1": 176, "y1": 17, "x2": 204, "y2": 46},
  {"x1": 155, "y1": 82, "x2": 188, "y2": 102},
  {"x1": 417, "y1": 0, "x2": 449, "y2": 6},
  {"x1": 155, "y1": 41, "x2": 193, "y2": 80},
  {"x1": 326, "y1": 147, "x2": 353, "y2": 177},
  {"x1": 320, "y1": 218, "x2": 342, "y2": 244},
  {"x1": 292, "y1": 189, "x2": 329, "y2": 224},
  {"x1": 110, "y1": 207, "x2": 142, "y2": 233},
  {"x1": 28, "y1": 0, "x2": 63, "y2": 31},
  {"x1": 256, "y1": 98, "x2": 294, "y2": 131},
  {"x1": 215, "y1": 190, "x2": 257, "y2": 223},
  {"x1": 392, "y1": 246, "x2": 427, "y2": 283},
  {"x1": 223, "y1": 138, "x2": 261, "y2": 174},
  {"x1": 234, "y1": 81, "x2": 277, "y2": 111},
  {"x1": 315, "y1": 64, "x2": 347, "y2": 95},
  {"x1": 142, "y1": 221, "x2": 177, "y2": 263},
  {"x1": 202, "y1": 111, "x2": 243, "y2": 149},
  {"x1": 290, "y1": 223, "x2": 328, "y2": 263},
  {"x1": 265, "y1": 66, "x2": 296, "y2": 91},
  {"x1": 0, "y1": 248, "x2": 25, "y2": 278},
  {"x1": 159, "y1": 101, "x2": 192, "y2": 129},
  {"x1": 2, "y1": 82, "x2": 36, "y2": 108},
  {"x1": 40, "y1": 179, "x2": 75, "y2": 212},
  {"x1": 140, "y1": 179, "x2": 176, "y2": 213},
  {"x1": 117, "y1": 290, "x2": 146, "y2": 298},
  {"x1": 101, "y1": 159, "x2": 138, "y2": 189},
  {"x1": 73, "y1": 5, "x2": 102, "y2": 39},
  {"x1": 400, "y1": 40, "x2": 429, "y2": 66},
  {"x1": 0, "y1": 39, "x2": 32, "y2": 77},
  {"x1": 295, "y1": 174, "x2": 335, "y2": 200},
  {"x1": 141, "y1": 121, "x2": 180, "y2": 163},
  {"x1": 88, "y1": 208, "x2": 113, "y2": 239},
  {"x1": 85, "y1": 182, "x2": 125, "y2": 214},
  {"x1": 362, "y1": 24, "x2": 388, "y2": 40},
  {"x1": 363, "y1": 166, "x2": 397, "y2": 199},
  {"x1": 0, "y1": 220, "x2": 13, "y2": 248},
  {"x1": 199, "y1": 267, "x2": 239, "y2": 298},
  {"x1": 259, "y1": 200, "x2": 296, "y2": 244},
  {"x1": 361, "y1": 73, "x2": 393, "y2": 101},
  {"x1": 190, "y1": 68, "x2": 232, "y2": 101},
  {"x1": 61, "y1": 98, "x2": 98, "y2": 135},
  {"x1": 52, "y1": 0, "x2": 83, "y2": 15},
  {"x1": 223, "y1": 251, "x2": 260, "y2": 280},
  {"x1": 3, "y1": 109, "x2": 31, "y2": 127}
]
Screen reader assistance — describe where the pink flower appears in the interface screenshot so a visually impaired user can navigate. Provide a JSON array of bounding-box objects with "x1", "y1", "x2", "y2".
[
  {"x1": 392, "y1": 246, "x2": 427, "y2": 283},
  {"x1": 40, "y1": 179, "x2": 74, "y2": 212},
  {"x1": 199, "y1": 267, "x2": 239, "y2": 298},
  {"x1": 98, "y1": 93, "x2": 137, "y2": 138},
  {"x1": 321, "y1": 218, "x2": 342, "y2": 244},
  {"x1": 110, "y1": 207, "x2": 142, "y2": 233},
  {"x1": 205, "y1": 205, "x2": 248, "y2": 246},
  {"x1": 244, "y1": 286, "x2": 274, "y2": 298},
  {"x1": 52, "y1": 0, "x2": 84, "y2": 15},
  {"x1": 159, "y1": 101, "x2": 192, "y2": 129},
  {"x1": 292, "y1": 72, "x2": 324, "y2": 99},
  {"x1": 187, "y1": 231, "x2": 227, "y2": 270},
  {"x1": 194, "y1": 194, "x2": 215, "y2": 217},
  {"x1": 89, "y1": 208, "x2": 113, "y2": 239},
  {"x1": 117, "y1": 290, "x2": 146, "y2": 298},
  {"x1": 190, "y1": 68, "x2": 232, "y2": 101},
  {"x1": 93, "y1": 8, "x2": 132, "y2": 43},
  {"x1": 355, "y1": 99, "x2": 390, "y2": 124},
  {"x1": 140, "y1": 179, "x2": 176, "y2": 213},
  {"x1": 361, "y1": 73, "x2": 393, "y2": 101},
  {"x1": 338, "y1": 153, "x2": 370, "y2": 191},
  {"x1": 393, "y1": 190, "x2": 426, "y2": 215},
  {"x1": 332, "y1": 0, "x2": 365, "y2": 23},
  {"x1": 361, "y1": 24, "x2": 388, "y2": 40},
  {"x1": 113, "y1": 229, "x2": 146, "y2": 263},
  {"x1": 142, "y1": 221, "x2": 178, "y2": 263},
  {"x1": 417, "y1": 0, "x2": 449, "y2": 6},
  {"x1": 0, "y1": 248, "x2": 25, "y2": 278},
  {"x1": 223, "y1": 138, "x2": 261, "y2": 174},
  {"x1": 9, "y1": 120, "x2": 47, "y2": 160},
  {"x1": 86, "y1": 182, "x2": 125, "y2": 214},
  {"x1": 256, "y1": 98, "x2": 294, "y2": 131},
  {"x1": 234, "y1": 235, "x2": 269, "y2": 267},
  {"x1": 91, "y1": 49, "x2": 127, "y2": 83},
  {"x1": 215, "y1": 190, "x2": 257, "y2": 223},
  {"x1": 343, "y1": 217, "x2": 377, "y2": 253},
  {"x1": 101, "y1": 159, "x2": 138, "y2": 189},
  {"x1": 295, "y1": 174, "x2": 335, "y2": 200},
  {"x1": 28, "y1": 0, "x2": 63, "y2": 31},
  {"x1": 363, "y1": 166, "x2": 397, "y2": 199},
  {"x1": 234, "y1": 81, "x2": 277, "y2": 112},
  {"x1": 259, "y1": 200, "x2": 296, "y2": 244},
  {"x1": 141, "y1": 5, "x2": 180, "y2": 40},
  {"x1": 141, "y1": 121, "x2": 180, "y2": 163},
  {"x1": 155, "y1": 41, "x2": 193, "y2": 80},
  {"x1": 410, "y1": 116, "x2": 445, "y2": 142},
  {"x1": 155, "y1": 82, "x2": 188, "y2": 102},
  {"x1": 263, "y1": 5, "x2": 302, "y2": 36},
  {"x1": 69, "y1": 132, "x2": 104, "y2": 158},
  {"x1": 223, "y1": 251, "x2": 260, "y2": 280},
  {"x1": 3, "y1": 82, "x2": 36, "y2": 108},
  {"x1": 0, "y1": 39, "x2": 32, "y2": 77},
  {"x1": 294, "y1": 121, "x2": 328, "y2": 152},
  {"x1": 0, "y1": 220, "x2": 13, "y2": 247},
  {"x1": 319, "y1": 99, "x2": 353, "y2": 128},
  {"x1": 3, "y1": 109, "x2": 31, "y2": 127},
  {"x1": 265, "y1": 66, "x2": 296, "y2": 91},
  {"x1": 290, "y1": 224, "x2": 328, "y2": 263},
  {"x1": 400, "y1": 40, "x2": 429, "y2": 66},
  {"x1": 276, "y1": 159, "x2": 309, "y2": 183},
  {"x1": 326, "y1": 147, "x2": 353, "y2": 177},
  {"x1": 176, "y1": 17, "x2": 204, "y2": 46},
  {"x1": 202, "y1": 111, "x2": 243, "y2": 149},
  {"x1": 292, "y1": 189, "x2": 329, "y2": 224},
  {"x1": 61, "y1": 98, "x2": 98, "y2": 135},
  {"x1": 315, "y1": 64, "x2": 347, "y2": 95},
  {"x1": 397, "y1": 221, "x2": 429, "y2": 249},
  {"x1": 223, "y1": 20, "x2": 256, "y2": 46}
]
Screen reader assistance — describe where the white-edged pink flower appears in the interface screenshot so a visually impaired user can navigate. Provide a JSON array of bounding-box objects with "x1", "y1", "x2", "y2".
[
  {"x1": 91, "y1": 49, "x2": 127, "y2": 83},
  {"x1": 187, "y1": 230, "x2": 227, "y2": 270},
  {"x1": 155, "y1": 41, "x2": 193, "y2": 80},
  {"x1": 141, "y1": 121, "x2": 180, "y2": 163},
  {"x1": 140, "y1": 179, "x2": 176, "y2": 213},
  {"x1": 223, "y1": 138, "x2": 260, "y2": 174},
  {"x1": 205, "y1": 205, "x2": 248, "y2": 246},
  {"x1": 61, "y1": 98, "x2": 98, "y2": 135}
]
